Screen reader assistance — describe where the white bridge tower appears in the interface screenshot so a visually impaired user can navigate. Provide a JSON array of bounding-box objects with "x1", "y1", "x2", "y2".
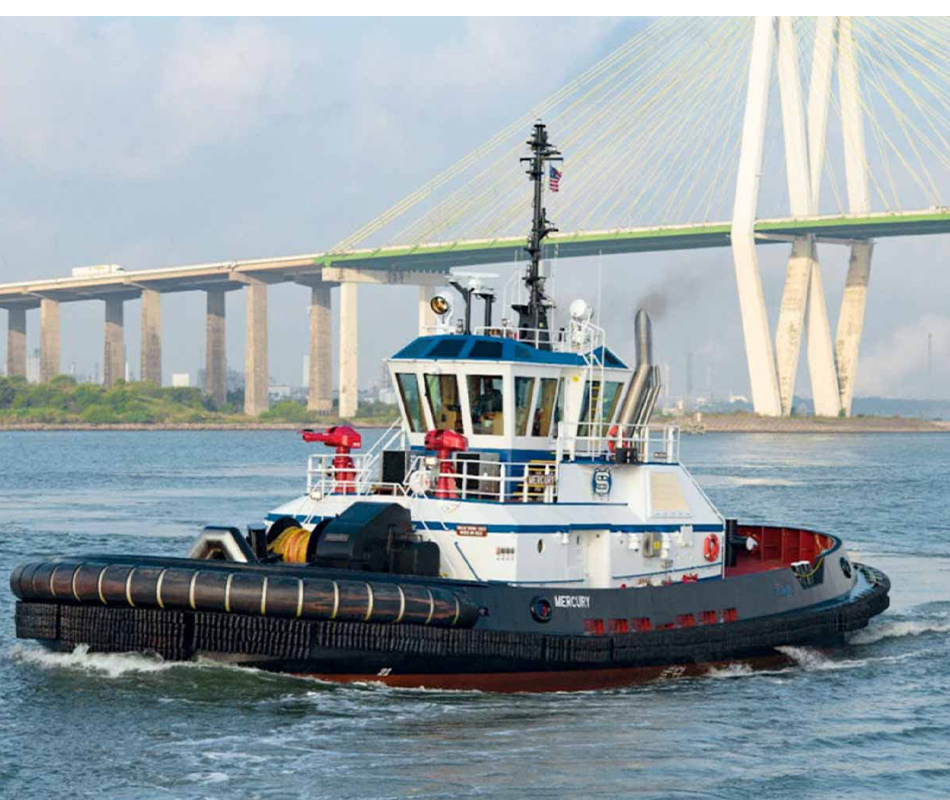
[{"x1": 731, "y1": 16, "x2": 872, "y2": 417}]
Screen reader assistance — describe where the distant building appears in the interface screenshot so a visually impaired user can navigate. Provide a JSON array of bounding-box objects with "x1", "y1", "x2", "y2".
[{"x1": 171, "y1": 373, "x2": 190, "y2": 388}]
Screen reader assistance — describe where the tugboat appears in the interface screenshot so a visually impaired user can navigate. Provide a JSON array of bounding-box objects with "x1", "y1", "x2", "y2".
[{"x1": 11, "y1": 123, "x2": 889, "y2": 692}]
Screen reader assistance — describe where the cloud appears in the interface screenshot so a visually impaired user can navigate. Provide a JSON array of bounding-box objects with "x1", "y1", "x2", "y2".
[
  {"x1": 0, "y1": 19, "x2": 294, "y2": 179},
  {"x1": 357, "y1": 18, "x2": 619, "y2": 99},
  {"x1": 856, "y1": 313, "x2": 950, "y2": 397},
  {"x1": 155, "y1": 22, "x2": 293, "y2": 164},
  {"x1": 344, "y1": 18, "x2": 622, "y2": 166}
]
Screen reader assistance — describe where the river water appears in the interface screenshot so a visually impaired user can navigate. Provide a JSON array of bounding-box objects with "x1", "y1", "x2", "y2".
[{"x1": 1, "y1": 431, "x2": 948, "y2": 799}]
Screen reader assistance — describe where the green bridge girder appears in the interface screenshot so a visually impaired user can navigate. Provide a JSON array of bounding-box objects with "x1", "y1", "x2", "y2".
[{"x1": 320, "y1": 208, "x2": 950, "y2": 273}]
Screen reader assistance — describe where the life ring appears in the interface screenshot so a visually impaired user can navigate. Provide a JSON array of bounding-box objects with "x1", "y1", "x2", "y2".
[
  {"x1": 607, "y1": 425, "x2": 619, "y2": 453},
  {"x1": 703, "y1": 534, "x2": 720, "y2": 562}
]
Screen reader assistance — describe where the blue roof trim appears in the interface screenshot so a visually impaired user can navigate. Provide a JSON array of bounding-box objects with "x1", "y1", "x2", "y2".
[{"x1": 390, "y1": 334, "x2": 629, "y2": 369}]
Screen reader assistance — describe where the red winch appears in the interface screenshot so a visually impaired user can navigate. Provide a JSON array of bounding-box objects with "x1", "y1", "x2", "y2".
[
  {"x1": 424, "y1": 429, "x2": 468, "y2": 499},
  {"x1": 300, "y1": 425, "x2": 362, "y2": 493}
]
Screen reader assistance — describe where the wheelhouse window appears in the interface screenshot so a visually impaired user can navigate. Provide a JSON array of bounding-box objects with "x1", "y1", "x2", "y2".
[
  {"x1": 579, "y1": 379, "x2": 599, "y2": 428},
  {"x1": 532, "y1": 377, "x2": 560, "y2": 437},
  {"x1": 579, "y1": 380, "x2": 625, "y2": 435},
  {"x1": 602, "y1": 381, "x2": 625, "y2": 429},
  {"x1": 467, "y1": 375, "x2": 505, "y2": 435},
  {"x1": 424, "y1": 374, "x2": 464, "y2": 433},
  {"x1": 514, "y1": 376, "x2": 536, "y2": 436},
  {"x1": 396, "y1": 373, "x2": 426, "y2": 432}
]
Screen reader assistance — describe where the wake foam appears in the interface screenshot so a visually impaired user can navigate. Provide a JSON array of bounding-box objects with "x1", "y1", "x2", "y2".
[
  {"x1": 9, "y1": 643, "x2": 177, "y2": 678},
  {"x1": 698, "y1": 475, "x2": 802, "y2": 488},
  {"x1": 849, "y1": 616, "x2": 950, "y2": 645},
  {"x1": 775, "y1": 646, "x2": 867, "y2": 672},
  {"x1": 706, "y1": 663, "x2": 755, "y2": 679}
]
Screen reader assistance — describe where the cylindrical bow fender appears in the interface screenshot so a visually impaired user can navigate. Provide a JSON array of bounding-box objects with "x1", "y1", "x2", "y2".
[{"x1": 10, "y1": 558, "x2": 478, "y2": 629}]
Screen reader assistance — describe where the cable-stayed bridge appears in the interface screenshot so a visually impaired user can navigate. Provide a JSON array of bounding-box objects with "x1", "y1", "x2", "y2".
[{"x1": 2, "y1": 16, "x2": 950, "y2": 417}]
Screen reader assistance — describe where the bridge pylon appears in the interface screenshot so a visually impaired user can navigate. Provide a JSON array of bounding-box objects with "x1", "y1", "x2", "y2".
[{"x1": 732, "y1": 16, "x2": 873, "y2": 417}]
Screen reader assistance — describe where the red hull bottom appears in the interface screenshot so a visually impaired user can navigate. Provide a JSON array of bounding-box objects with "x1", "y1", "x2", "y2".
[{"x1": 296, "y1": 653, "x2": 794, "y2": 693}]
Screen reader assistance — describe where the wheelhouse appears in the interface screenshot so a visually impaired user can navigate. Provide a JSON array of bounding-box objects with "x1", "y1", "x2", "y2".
[{"x1": 389, "y1": 331, "x2": 632, "y2": 458}]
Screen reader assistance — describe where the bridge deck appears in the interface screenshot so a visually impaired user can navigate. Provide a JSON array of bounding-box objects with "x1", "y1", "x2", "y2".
[{"x1": 1, "y1": 209, "x2": 948, "y2": 307}]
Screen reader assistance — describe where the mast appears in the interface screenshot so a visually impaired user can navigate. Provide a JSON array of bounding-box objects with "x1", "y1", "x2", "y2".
[{"x1": 515, "y1": 121, "x2": 561, "y2": 349}]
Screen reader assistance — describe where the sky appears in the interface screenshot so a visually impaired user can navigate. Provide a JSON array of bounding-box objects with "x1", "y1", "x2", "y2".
[{"x1": 0, "y1": 16, "x2": 947, "y2": 400}]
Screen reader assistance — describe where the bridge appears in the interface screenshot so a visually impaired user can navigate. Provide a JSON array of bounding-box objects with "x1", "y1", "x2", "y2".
[{"x1": 2, "y1": 16, "x2": 949, "y2": 417}]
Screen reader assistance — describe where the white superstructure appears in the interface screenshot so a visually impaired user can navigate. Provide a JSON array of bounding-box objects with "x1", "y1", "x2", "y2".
[{"x1": 269, "y1": 308, "x2": 725, "y2": 590}]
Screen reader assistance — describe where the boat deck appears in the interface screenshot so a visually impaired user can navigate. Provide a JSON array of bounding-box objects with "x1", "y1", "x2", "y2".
[
  {"x1": 724, "y1": 558, "x2": 788, "y2": 577},
  {"x1": 724, "y1": 525, "x2": 837, "y2": 578}
]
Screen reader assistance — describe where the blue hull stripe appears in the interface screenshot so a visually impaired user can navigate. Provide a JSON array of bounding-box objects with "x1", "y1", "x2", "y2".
[{"x1": 266, "y1": 511, "x2": 722, "y2": 535}]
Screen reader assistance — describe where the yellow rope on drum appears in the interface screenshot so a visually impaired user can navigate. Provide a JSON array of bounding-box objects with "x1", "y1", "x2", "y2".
[{"x1": 268, "y1": 525, "x2": 313, "y2": 564}]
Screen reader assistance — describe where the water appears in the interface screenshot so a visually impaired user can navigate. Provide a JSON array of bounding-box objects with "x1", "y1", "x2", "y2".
[{"x1": 1, "y1": 431, "x2": 949, "y2": 799}]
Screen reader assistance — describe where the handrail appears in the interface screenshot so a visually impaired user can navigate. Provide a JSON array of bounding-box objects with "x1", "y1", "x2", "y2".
[
  {"x1": 563, "y1": 422, "x2": 680, "y2": 463},
  {"x1": 304, "y1": 423, "x2": 678, "y2": 502},
  {"x1": 306, "y1": 452, "x2": 559, "y2": 504},
  {"x1": 419, "y1": 319, "x2": 607, "y2": 356},
  {"x1": 305, "y1": 419, "x2": 405, "y2": 496},
  {"x1": 360, "y1": 418, "x2": 405, "y2": 476}
]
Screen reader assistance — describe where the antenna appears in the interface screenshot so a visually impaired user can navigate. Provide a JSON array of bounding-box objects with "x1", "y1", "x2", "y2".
[{"x1": 513, "y1": 121, "x2": 562, "y2": 350}]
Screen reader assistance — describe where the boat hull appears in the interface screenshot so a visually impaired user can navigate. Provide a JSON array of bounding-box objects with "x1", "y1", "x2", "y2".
[{"x1": 12, "y1": 562, "x2": 888, "y2": 692}]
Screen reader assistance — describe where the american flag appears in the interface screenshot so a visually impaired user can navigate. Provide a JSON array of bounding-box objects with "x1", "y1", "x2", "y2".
[{"x1": 549, "y1": 165, "x2": 562, "y2": 192}]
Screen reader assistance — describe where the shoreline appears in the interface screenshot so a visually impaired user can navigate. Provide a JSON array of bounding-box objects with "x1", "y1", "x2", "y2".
[
  {"x1": 675, "y1": 415, "x2": 950, "y2": 434},
  {"x1": 0, "y1": 416, "x2": 947, "y2": 433},
  {"x1": 0, "y1": 421, "x2": 396, "y2": 431}
]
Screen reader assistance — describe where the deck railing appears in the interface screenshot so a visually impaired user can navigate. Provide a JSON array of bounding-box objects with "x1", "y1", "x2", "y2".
[
  {"x1": 420, "y1": 318, "x2": 606, "y2": 356},
  {"x1": 305, "y1": 452, "x2": 560, "y2": 503},
  {"x1": 564, "y1": 422, "x2": 680, "y2": 464},
  {"x1": 304, "y1": 423, "x2": 677, "y2": 503}
]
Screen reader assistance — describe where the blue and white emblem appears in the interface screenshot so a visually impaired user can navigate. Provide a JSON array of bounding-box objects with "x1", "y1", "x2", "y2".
[{"x1": 591, "y1": 466, "x2": 613, "y2": 497}]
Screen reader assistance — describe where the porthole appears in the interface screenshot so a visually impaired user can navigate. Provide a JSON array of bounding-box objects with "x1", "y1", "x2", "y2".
[
  {"x1": 840, "y1": 557, "x2": 853, "y2": 579},
  {"x1": 537, "y1": 538, "x2": 544, "y2": 554},
  {"x1": 530, "y1": 596, "x2": 553, "y2": 623}
]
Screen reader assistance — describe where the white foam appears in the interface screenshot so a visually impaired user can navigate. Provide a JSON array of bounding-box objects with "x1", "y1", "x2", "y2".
[
  {"x1": 849, "y1": 617, "x2": 950, "y2": 645},
  {"x1": 775, "y1": 646, "x2": 868, "y2": 672},
  {"x1": 184, "y1": 772, "x2": 230, "y2": 785},
  {"x1": 9, "y1": 643, "x2": 176, "y2": 677},
  {"x1": 698, "y1": 475, "x2": 802, "y2": 488},
  {"x1": 706, "y1": 662, "x2": 755, "y2": 679}
]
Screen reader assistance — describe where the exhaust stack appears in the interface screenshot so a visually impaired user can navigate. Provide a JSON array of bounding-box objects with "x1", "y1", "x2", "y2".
[{"x1": 617, "y1": 309, "x2": 661, "y2": 429}]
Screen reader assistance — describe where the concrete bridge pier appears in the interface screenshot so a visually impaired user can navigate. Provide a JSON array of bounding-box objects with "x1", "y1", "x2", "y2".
[
  {"x1": 40, "y1": 298, "x2": 60, "y2": 383},
  {"x1": 244, "y1": 280, "x2": 269, "y2": 416},
  {"x1": 103, "y1": 297, "x2": 125, "y2": 387},
  {"x1": 804, "y1": 261, "x2": 841, "y2": 417},
  {"x1": 306, "y1": 281, "x2": 333, "y2": 413},
  {"x1": 205, "y1": 290, "x2": 227, "y2": 408},
  {"x1": 338, "y1": 282, "x2": 359, "y2": 419},
  {"x1": 774, "y1": 238, "x2": 812, "y2": 416},
  {"x1": 836, "y1": 241, "x2": 873, "y2": 416},
  {"x1": 6, "y1": 308, "x2": 26, "y2": 378},
  {"x1": 140, "y1": 289, "x2": 162, "y2": 385}
]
